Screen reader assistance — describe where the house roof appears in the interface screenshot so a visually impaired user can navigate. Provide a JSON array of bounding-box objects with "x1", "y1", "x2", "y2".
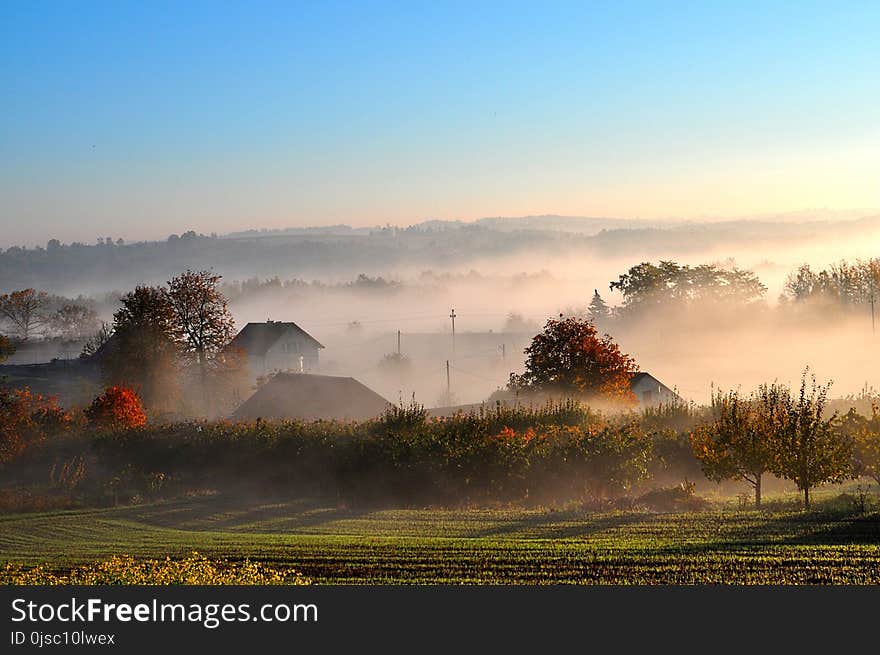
[
  {"x1": 232, "y1": 373, "x2": 390, "y2": 422},
  {"x1": 630, "y1": 371, "x2": 681, "y2": 398},
  {"x1": 228, "y1": 321, "x2": 324, "y2": 356}
]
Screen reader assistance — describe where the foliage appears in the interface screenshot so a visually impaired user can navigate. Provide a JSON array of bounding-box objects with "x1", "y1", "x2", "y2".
[
  {"x1": 85, "y1": 386, "x2": 148, "y2": 430},
  {"x1": 166, "y1": 269, "x2": 235, "y2": 367},
  {"x1": 690, "y1": 389, "x2": 775, "y2": 507},
  {"x1": 103, "y1": 285, "x2": 180, "y2": 412},
  {"x1": 509, "y1": 316, "x2": 638, "y2": 403},
  {"x1": 50, "y1": 303, "x2": 100, "y2": 341},
  {"x1": 0, "y1": 334, "x2": 14, "y2": 363},
  {"x1": 766, "y1": 374, "x2": 853, "y2": 509},
  {"x1": 0, "y1": 387, "x2": 71, "y2": 465},
  {"x1": 1, "y1": 552, "x2": 310, "y2": 585},
  {"x1": 782, "y1": 258, "x2": 880, "y2": 308},
  {"x1": 846, "y1": 406, "x2": 880, "y2": 487},
  {"x1": 610, "y1": 261, "x2": 766, "y2": 311},
  {"x1": 587, "y1": 289, "x2": 611, "y2": 323},
  {"x1": 0, "y1": 288, "x2": 50, "y2": 341}
]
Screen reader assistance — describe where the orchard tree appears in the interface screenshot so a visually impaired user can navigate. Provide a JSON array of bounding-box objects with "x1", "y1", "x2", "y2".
[
  {"x1": 509, "y1": 316, "x2": 638, "y2": 403},
  {"x1": 0, "y1": 289, "x2": 50, "y2": 341},
  {"x1": 849, "y1": 406, "x2": 880, "y2": 487},
  {"x1": 104, "y1": 285, "x2": 180, "y2": 413},
  {"x1": 690, "y1": 389, "x2": 775, "y2": 507},
  {"x1": 768, "y1": 373, "x2": 852, "y2": 510}
]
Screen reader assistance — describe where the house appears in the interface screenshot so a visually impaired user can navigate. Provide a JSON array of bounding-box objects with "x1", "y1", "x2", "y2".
[
  {"x1": 228, "y1": 320, "x2": 324, "y2": 376},
  {"x1": 232, "y1": 372, "x2": 391, "y2": 421},
  {"x1": 630, "y1": 372, "x2": 681, "y2": 406}
]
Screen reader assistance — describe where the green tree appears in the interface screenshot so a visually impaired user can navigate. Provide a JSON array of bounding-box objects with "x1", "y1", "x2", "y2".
[
  {"x1": 103, "y1": 286, "x2": 180, "y2": 413},
  {"x1": 768, "y1": 373, "x2": 853, "y2": 509},
  {"x1": 587, "y1": 289, "x2": 611, "y2": 323},
  {"x1": 610, "y1": 261, "x2": 766, "y2": 311},
  {"x1": 509, "y1": 316, "x2": 638, "y2": 403},
  {"x1": 850, "y1": 406, "x2": 880, "y2": 487},
  {"x1": 690, "y1": 389, "x2": 775, "y2": 507}
]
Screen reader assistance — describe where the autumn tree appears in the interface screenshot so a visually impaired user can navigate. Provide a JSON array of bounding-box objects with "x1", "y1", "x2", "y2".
[
  {"x1": 0, "y1": 335, "x2": 14, "y2": 363},
  {"x1": 848, "y1": 406, "x2": 880, "y2": 487},
  {"x1": 84, "y1": 386, "x2": 147, "y2": 430},
  {"x1": 509, "y1": 316, "x2": 638, "y2": 403},
  {"x1": 768, "y1": 373, "x2": 853, "y2": 509},
  {"x1": 690, "y1": 389, "x2": 775, "y2": 507},
  {"x1": 103, "y1": 286, "x2": 180, "y2": 413},
  {"x1": 166, "y1": 269, "x2": 236, "y2": 414},
  {"x1": 0, "y1": 387, "x2": 71, "y2": 465},
  {"x1": 51, "y1": 303, "x2": 100, "y2": 341},
  {"x1": 0, "y1": 289, "x2": 50, "y2": 341}
]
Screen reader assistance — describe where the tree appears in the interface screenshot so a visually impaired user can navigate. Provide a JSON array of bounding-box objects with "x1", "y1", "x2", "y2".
[
  {"x1": 0, "y1": 387, "x2": 71, "y2": 465},
  {"x1": 51, "y1": 303, "x2": 100, "y2": 341},
  {"x1": 509, "y1": 316, "x2": 638, "y2": 403},
  {"x1": 502, "y1": 312, "x2": 537, "y2": 333},
  {"x1": 166, "y1": 269, "x2": 236, "y2": 413},
  {"x1": 80, "y1": 322, "x2": 113, "y2": 358},
  {"x1": 850, "y1": 406, "x2": 880, "y2": 487},
  {"x1": 84, "y1": 386, "x2": 147, "y2": 430},
  {"x1": 0, "y1": 289, "x2": 50, "y2": 340},
  {"x1": 768, "y1": 373, "x2": 853, "y2": 509},
  {"x1": 690, "y1": 389, "x2": 775, "y2": 507},
  {"x1": 610, "y1": 261, "x2": 766, "y2": 311},
  {"x1": 587, "y1": 290, "x2": 611, "y2": 323},
  {"x1": 0, "y1": 335, "x2": 14, "y2": 363},
  {"x1": 103, "y1": 286, "x2": 180, "y2": 413}
]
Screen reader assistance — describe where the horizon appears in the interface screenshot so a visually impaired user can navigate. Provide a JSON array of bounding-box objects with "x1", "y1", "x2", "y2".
[{"x1": 3, "y1": 2, "x2": 880, "y2": 246}]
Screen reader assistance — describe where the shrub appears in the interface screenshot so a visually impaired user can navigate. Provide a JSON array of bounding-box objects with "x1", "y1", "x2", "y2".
[{"x1": 85, "y1": 386, "x2": 147, "y2": 430}]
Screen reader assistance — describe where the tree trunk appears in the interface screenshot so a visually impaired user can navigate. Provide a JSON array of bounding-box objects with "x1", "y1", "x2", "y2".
[
  {"x1": 803, "y1": 487, "x2": 810, "y2": 510},
  {"x1": 754, "y1": 475, "x2": 762, "y2": 508}
]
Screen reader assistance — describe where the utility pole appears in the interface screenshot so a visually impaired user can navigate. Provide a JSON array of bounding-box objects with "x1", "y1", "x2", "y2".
[
  {"x1": 499, "y1": 343, "x2": 505, "y2": 361},
  {"x1": 449, "y1": 308, "x2": 457, "y2": 359},
  {"x1": 397, "y1": 329, "x2": 401, "y2": 355},
  {"x1": 446, "y1": 359, "x2": 451, "y2": 404}
]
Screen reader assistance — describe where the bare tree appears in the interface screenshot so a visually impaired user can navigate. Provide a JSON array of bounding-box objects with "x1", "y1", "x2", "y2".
[{"x1": 0, "y1": 289, "x2": 50, "y2": 341}]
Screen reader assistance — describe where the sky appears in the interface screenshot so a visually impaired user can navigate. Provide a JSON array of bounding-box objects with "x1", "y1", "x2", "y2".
[{"x1": 2, "y1": 1, "x2": 879, "y2": 246}]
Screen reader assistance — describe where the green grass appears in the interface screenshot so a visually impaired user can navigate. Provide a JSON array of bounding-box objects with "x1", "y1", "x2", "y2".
[{"x1": 2, "y1": 493, "x2": 880, "y2": 584}]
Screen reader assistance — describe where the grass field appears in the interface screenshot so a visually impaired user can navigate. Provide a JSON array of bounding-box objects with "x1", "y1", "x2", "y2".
[{"x1": 2, "y1": 493, "x2": 880, "y2": 584}]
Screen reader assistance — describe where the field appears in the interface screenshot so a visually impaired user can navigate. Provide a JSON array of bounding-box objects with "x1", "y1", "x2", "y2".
[{"x1": 2, "y1": 493, "x2": 880, "y2": 584}]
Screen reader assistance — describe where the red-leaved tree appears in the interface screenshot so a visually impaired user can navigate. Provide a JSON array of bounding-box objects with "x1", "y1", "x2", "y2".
[
  {"x1": 0, "y1": 387, "x2": 71, "y2": 465},
  {"x1": 509, "y1": 316, "x2": 638, "y2": 403},
  {"x1": 84, "y1": 386, "x2": 147, "y2": 430}
]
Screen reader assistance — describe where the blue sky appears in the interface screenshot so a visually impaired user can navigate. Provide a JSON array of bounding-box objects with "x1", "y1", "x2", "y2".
[{"x1": 2, "y1": 1, "x2": 879, "y2": 245}]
